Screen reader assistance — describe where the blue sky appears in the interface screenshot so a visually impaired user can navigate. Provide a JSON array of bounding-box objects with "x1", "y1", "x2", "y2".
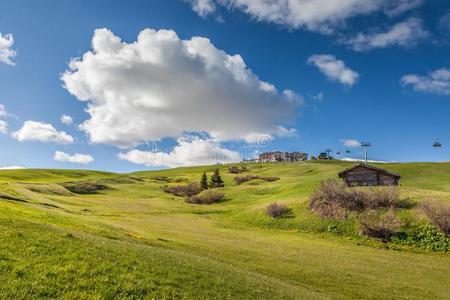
[{"x1": 0, "y1": 0, "x2": 449, "y2": 172}]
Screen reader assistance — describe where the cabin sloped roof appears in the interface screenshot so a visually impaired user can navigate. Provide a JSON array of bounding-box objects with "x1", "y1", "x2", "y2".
[{"x1": 338, "y1": 163, "x2": 401, "y2": 179}]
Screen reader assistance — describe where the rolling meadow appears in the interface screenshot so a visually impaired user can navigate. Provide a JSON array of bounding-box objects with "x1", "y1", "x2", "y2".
[{"x1": 0, "y1": 161, "x2": 449, "y2": 299}]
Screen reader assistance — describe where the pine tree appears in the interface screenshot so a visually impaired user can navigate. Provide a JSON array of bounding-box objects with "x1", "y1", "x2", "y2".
[
  {"x1": 200, "y1": 172, "x2": 209, "y2": 190},
  {"x1": 210, "y1": 168, "x2": 224, "y2": 188}
]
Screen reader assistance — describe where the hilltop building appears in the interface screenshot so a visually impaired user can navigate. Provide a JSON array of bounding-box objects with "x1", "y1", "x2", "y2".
[
  {"x1": 258, "y1": 151, "x2": 308, "y2": 163},
  {"x1": 338, "y1": 163, "x2": 401, "y2": 187}
]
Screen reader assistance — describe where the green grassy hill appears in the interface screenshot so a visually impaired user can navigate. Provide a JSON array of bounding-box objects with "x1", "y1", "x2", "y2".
[{"x1": 0, "y1": 161, "x2": 449, "y2": 299}]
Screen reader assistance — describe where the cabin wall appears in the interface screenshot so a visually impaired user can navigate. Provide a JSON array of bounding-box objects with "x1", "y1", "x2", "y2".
[
  {"x1": 379, "y1": 174, "x2": 398, "y2": 186},
  {"x1": 344, "y1": 168, "x2": 378, "y2": 186},
  {"x1": 343, "y1": 167, "x2": 398, "y2": 186}
]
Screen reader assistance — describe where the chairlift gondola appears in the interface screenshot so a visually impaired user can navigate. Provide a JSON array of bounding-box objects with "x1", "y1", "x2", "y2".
[{"x1": 433, "y1": 139, "x2": 442, "y2": 148}]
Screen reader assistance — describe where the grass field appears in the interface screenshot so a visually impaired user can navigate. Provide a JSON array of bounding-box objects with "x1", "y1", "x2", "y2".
[{"x1": 0, "y1": 161, "x2": 449, "y2": 299}]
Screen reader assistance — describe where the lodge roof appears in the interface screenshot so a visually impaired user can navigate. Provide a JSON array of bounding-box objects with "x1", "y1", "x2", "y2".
[{"x1": 338, "y1": 163, "x2": 401, "y2": 179}]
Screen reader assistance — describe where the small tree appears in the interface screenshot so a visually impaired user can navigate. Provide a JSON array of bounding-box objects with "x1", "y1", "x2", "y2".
[
  {"x1": 209, "y1": 168, "x2": 225, "y2": 188},
  {"x1": 318, "y1": 152, "x2": 333, "y2": 160},
  {"x1": 200, "y1": 172, "x2": 209, "y2": 190}
]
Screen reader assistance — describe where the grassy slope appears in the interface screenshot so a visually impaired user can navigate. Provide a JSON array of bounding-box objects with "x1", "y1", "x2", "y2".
[{"x1": 0, "y1": 161, "x2": 449, "y2": 299}]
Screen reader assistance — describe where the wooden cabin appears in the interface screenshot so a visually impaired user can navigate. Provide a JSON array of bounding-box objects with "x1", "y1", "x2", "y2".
[{"x1": 338, "y1": 163, "x2": 401, "y2": 187}]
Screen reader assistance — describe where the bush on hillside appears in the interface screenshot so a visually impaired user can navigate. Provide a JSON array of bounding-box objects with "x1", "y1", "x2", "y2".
[
  {"x1": 419, "y1": 200, "x2": 450, "y2": 236},
  {"x1": 358, "y1": 209, "x2": 400, "y2": 242},
  {"x1": 186, "y1": 190, "x2": 225, "y2": 204},
  {"x1": 62, "y1": 181, "x2": 109, "y2": 194},
  {"x1": 309, "y1": 180, "x2": 405, "y2": 219},
  {"x1": 234, "y1": 174, "x2": 280, "y2": 185},
  {"x1": 365, "y1": 187, "x2": 400, "y2": 209},
  {"x1": 173, "y1": 177, "x2": 188, "y2": 183},
  {"x1": 266, "y1": 202, "x2": 292, "y2": 218},
  {"x1": 163, "y1": 183, "x2": 201, "y2": 197},
  {"x1": 310, "y1": 200, "x2": 348, "y2": 220},
  {"x1": 228, "y1": 165, "x2": 248, "y2": 174},
  {"x1": 152, "y1": 176, "x2": 171, "y2": 182}
]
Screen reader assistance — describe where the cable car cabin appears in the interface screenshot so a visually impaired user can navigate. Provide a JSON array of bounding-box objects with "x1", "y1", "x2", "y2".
[
  {"x1": 338, "y1": 163, "x2": 401, "y2": 187},
  {"x1": 433, "y1": 141, "x2": 442, "y2": 148}
]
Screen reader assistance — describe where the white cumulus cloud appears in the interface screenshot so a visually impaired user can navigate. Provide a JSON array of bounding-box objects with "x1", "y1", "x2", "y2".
[
  {"x1": 307, "y1": 54, "x2": 359, "y2": 86},
  {"x1": 401, "y1": 68, "x2": 450, "y2": 95},
  {"x1": 61, "y1": 28, "x2": 298, "y2": 148},
  {"x1": 0, "y1": 120, "x2": 8, "y2": 134},
  {"x1": 342, "y1": 18, "x2": 428, "y2": 51},
  {"x1": 0, "y1": 33, "x2": 16, "y2": 66},
  {"x1": 61, "y1": 114, "x2": 73, "y2": 125},
  {"x1": 12, "y1": 121, "x2": 74, "y2": 144},
  {"x1": 384, "y1": 0, "x2": 424, "y2": 17},
  {"x1": 340, "y1": 139, "x2": 361, "y2": 148},
  {"x1": 187, "y1": 0, "x2": 216, "y2": 17},
  {"x1": 186, "y1": 0, "x2": 423, "y2": 32},
  {"x1": 118, "y1": 136, "x2": 241, "y2": 168},
  {"x1": 54, "y1": 151, "x2": 94, "y2": 164},
  {"x1": 283, "y1": 89, "x2": 304, "y2": 104}
]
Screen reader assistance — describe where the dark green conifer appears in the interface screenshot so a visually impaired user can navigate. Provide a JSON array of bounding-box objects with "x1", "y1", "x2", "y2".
[
  {"x1": 210, "y1": 168, "x2": 224, "y2": 188},
  {"x1": 200, "y1": 172, "x2": 209, "y2": 190}
]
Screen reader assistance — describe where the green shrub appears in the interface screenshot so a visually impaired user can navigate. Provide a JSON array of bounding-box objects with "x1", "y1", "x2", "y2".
[
  {"x1": 186, "y1": 190, "x2": 225, "y2": 204},
  {"x1": 392, "y1": 224, "x2": 449, "y2": 252}
]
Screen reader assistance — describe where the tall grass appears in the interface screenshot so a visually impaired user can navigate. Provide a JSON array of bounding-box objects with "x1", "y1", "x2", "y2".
[
  {"x1": 266, "y1": 202, "x2": 292, "y2": 218},
  {"x1": 358, "y1": 209, "x2": 400, "y2": 242},
  {"x1": 419, "y1": 200, "x2": 450, "y2": 236},
  {"x1": 309, "y1": 180, "x2": 404, "y2": 219}
]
